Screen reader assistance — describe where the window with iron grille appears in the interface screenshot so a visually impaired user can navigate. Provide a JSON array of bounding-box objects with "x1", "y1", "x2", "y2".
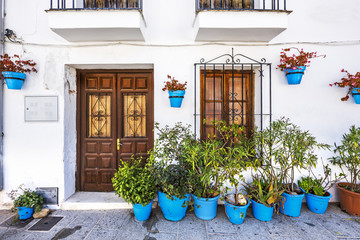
[{"x1": 194, "y1": 49, "x2": 272, "y2": 139}]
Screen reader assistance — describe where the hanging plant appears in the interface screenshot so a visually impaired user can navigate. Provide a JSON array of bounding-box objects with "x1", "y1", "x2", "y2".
[
  {"x1": 0, "y1": 54, "x2": 37, "y2": 90},
  {"x1": 330, "y1": 69, "x2": 360, "y2": 103},
  {"x1": 162, "y1": 75, "x2": 187, "y2": 108},
  {"x1": 277, "y1": 48, "x2": 325, "y2": 85}
]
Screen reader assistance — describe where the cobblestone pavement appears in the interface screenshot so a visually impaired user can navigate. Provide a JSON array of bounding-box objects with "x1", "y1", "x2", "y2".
[{"x1": 0, "y1": 203, "x2": 360, "y2": 240}]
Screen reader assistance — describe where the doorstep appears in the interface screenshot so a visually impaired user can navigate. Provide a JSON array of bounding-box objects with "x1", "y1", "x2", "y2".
[{"x1": 61, "y1": 192, "x2": 158, "y2": 210}]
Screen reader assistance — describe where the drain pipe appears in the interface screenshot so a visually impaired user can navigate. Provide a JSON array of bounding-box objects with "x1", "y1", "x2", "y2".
[{"x1": 0, "y1": 0, "x2": 4, "y2": 190}]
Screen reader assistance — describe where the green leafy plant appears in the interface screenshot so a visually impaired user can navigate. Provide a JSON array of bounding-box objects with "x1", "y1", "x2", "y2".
[
  {"x1": 268, "y1": 118, "x2": 330, "y2": 194},
  {"x1": 112, "y1": 156, "x2": 156, "y2": 206},
  {"x1": 214, "y1": 121, "x2": 254, "y2": 206},
  {"x1": 0, "y1": 54, "x2": 37, "y2": 79},
  {"x1": 330, "y1": 125, "x2": 360, "y2": 193},
  {"x1": 183, "y1": 136, "x2": 223, "y2": 199},
  {"x1": 8, "y1": 185, "x2": 43, "y2": 212},
  {"x1": 150, "y1": 122, "x2": 193, "y2": 200},
  {"x1": 298, "y1": 162, "x2": 343, "y2": 196}
]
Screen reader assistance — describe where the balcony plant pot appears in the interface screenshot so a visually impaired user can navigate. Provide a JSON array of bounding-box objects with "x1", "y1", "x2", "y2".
[
  {"x1": 284, "y1": 66, "x2": 306, "y2": 85},
  {"x1": 2, "y1": 71, "x2": 26, "y2": 90},
  {"x1": 279, "y1": 190, "x2": 305, "y2": 217},
  {"x1": 192, "y1": 194, "x2": 220, "y2": 220},
  {"x1": 250, "y1": 199, "x2": 274, "y2": 222},
  {"x1": 17, "y1": 206, "x2": 34, "y2": 220},
  {"x1": 337, "y1": 182, "x2": 360, "y2": 216},
  {"x1": 168, "y1": 90, "x2": 185, "y2": 108},
  {"x1": 224, "y1": 195, "x2": 250, "y2": 224},
  {"x1": 352, "y1": 88, "x2": 360, "y2": 104},
  {"x1": 305, "y1": 191, "x2": 332, "y2": 214},
  {"x1": 158, "y1": 191, "x2": 189, "y2": 221},
  {"x1": 133, "y1": 200, "x2": 153, "y2": 221}
]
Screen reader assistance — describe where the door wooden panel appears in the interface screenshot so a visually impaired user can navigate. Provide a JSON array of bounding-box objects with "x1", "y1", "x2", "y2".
[
  {"x1": 117, "y1": 73, "x2": 154, "y2": 163},
  {"x1": 78, "y1": 71, "x2": 153, "y2": 192}
]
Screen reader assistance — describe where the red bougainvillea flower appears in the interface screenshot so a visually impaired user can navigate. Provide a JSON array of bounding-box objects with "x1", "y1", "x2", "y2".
[
  {"x1": 277, "y1": 47, "x2": 326, "y2": 72},
  {"x1": 330, "y1": 69, "x2": 360, "y2": 101},
  {"x1": 0, "y1": 54, "x2": 37, "y2": 79},
  {"x1": 162, "y1": 75, "x2": 187, "y2": 92}
]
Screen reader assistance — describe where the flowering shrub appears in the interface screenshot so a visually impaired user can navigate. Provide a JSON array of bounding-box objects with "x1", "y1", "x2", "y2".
[
  {"x1": 0, "y1": 54, "x2": 37, "y2": 79},
  {"x1": 330, "y1": 69, "x2": 360, "y2": 101},
  {"x1": 277, "y1": 47, "x2": 325, "y2": 71},
  {"x1": 162, "y1": 75, "x2": 187, "y2": 92}
]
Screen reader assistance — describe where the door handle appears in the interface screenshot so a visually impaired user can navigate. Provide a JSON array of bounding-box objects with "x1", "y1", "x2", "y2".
[{"x1": 117, "y1": 139, "x2": 122, "y2": 150}]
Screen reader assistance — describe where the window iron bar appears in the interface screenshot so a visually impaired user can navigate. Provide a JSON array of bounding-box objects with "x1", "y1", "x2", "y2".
[{"x1": 196, "y1": 0, "x2": 286, "y2": 11}]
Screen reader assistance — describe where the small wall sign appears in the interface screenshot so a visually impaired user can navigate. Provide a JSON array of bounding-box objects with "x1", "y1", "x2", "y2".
[{"x1": 25, "y1": 96, "x2": 58, "y2": 122}]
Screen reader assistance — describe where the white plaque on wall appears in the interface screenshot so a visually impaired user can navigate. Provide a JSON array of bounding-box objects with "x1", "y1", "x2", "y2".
[{"x1": 25, "y1": 96, "x2": 58, "y2": 122}]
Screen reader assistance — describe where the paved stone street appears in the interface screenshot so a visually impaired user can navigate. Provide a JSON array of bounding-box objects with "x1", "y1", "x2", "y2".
[{"x1": 0, "y1": 203, "x2": 359, "y2": 240}]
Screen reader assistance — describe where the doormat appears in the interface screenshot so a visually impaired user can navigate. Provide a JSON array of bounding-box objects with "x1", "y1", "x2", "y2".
[
  {"x1": 28, "y1": 217, "x2": 63, "y2": 231},
  {"x1": 0, "y1": 216, "x2": 33, "y2": 229}
]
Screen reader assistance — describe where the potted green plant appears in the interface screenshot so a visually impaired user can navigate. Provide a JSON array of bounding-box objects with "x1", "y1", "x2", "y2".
[
  {"x1": 330, "y1": 69, "x2": 360, "y2": 104},
  {"x1": 0, "y1": 54, "x2": 37, "y2": 90},
  {"x1": 270, "y1": 118, "x2": 330, "y2": 217},
  {"x1": 244, "y1": 123, "x2": 286, "y2": 222},
  {"x1": 183, "y1": 134, "x2": 223, "y2": 220},
  {"x1": 162, "y1": 75, "x2": 187, "y2": 108},
  {"x1": 298, "y1": 162, "x2": 343, "y2": 214},
  {"x1": 212, "y1": 121, "x2": 253, "y2": 224},
  {"x1": 329, "y1": 125, "x2": 360, "y2": 216},
  {"x1": 8, "y1": 185, "x2": 43, "y2": 220},
  {"x1": 277, "y1": 48, "x2": 325, "y2": 85},
  {"x1": 150, "y1": 122, "x2": 193, "y2": 221},
  {"x1": 112, "y1": 156, "x2": 156, "y2": 221}
]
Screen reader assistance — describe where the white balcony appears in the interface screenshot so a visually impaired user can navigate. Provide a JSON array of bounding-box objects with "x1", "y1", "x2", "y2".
[
  {"x1": 194, "y1": 10, "x2": 291, "y2": 42},
  {"x1": 47, "y1": 10, "x2": 146, "y2": 42}
]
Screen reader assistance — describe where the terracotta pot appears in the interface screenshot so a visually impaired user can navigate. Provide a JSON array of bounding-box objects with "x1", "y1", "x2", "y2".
[{"x1": 337, "y1": 182, "x2": 360, "y2": 216}]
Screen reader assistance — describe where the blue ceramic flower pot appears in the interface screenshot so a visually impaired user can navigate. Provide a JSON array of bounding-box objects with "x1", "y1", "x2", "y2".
[
  {"x1": 224, "y1": 196, "x2": 250, "y2": 224},
  {"x1": 158, "y1": 191, "x2": 189, "y2": 221},
  {"x1": 2, "y1": 71, "x2": 26, "y2": 90},
  {"x1": 168, "y1": 90, "x2": 185, "y2": 108},
  {"x1": 279, "y1": 191, "x2": 305, "y2": 217},
  {"x1": 251, "y1": 199, "x2": 274, "y2": 222},
  {"x1": 284, "y1": 66, "x2": 306, "y2": 85},
  {"x1": 305, "y1": 191, "x2": 332, "y2": 214},
  {"x1": 193, "y1": 194, "x2": 219, "y2": 220},
  {"x1": 133, "y1": 200, "x2": 153, "y2": 221},
  {"x1": 17, "y1": 206, "x2": 34, "y2": 220},
  {"x1": 352, "y1": 88, "x2": 360, "y2": 104}
]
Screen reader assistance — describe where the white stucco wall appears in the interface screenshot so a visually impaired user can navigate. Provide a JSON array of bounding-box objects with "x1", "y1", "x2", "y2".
[{"x1": 0, "y1": 0, "x2": 359, "y2": 207}]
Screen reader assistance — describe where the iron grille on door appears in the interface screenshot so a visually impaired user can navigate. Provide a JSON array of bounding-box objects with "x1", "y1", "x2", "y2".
[
  {"x1": 123, "y1": 93, "x2": 146, "y2": 137},
  {"x1": 194, "y1": 49, "x2": 272, "y2": 139}
]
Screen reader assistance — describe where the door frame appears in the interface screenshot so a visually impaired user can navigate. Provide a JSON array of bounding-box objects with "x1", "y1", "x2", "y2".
[{"x1": 76, "y1": 69, "x2": 154, "y2": 191}]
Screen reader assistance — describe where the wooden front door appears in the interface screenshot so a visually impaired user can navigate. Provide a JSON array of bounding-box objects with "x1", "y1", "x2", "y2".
[{"x1": 78, "y1": 70, "x2": 153, "y2": 192}]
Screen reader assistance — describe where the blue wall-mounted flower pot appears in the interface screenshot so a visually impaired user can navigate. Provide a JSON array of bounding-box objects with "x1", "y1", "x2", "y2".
[
  {"x1": 305, "y1": 191, "x2": 332, "y2": 214},
  {"x1": 251, "y1": 199, "x2": 274, "y2": 222},
  {"x1": 158, "y1": 191, "x2": 189, "y2": 221},
  {"x1": 17, "y1": 206, "x2": 34, "y2": 220},
  {"x1": 279, "y1": 191, "x2": 305, "y2": 217},
  {"x1": 133, "y1": 200, "x2": 153, "y2": 221},
  {"x1": 168, "y1": 90, "x2": 185, "y2": 108},
  {"x1": 224, "y1": 196, "x2": 250, "y2": 224},
  {"x1": 352, "y1": 88, "x2": 360, "y2": 104},
  {"x1": 2, "y1": 71, "x2": 26, "y2": 90},
  {"x1": 193, "y1": 194, "x2": 220, "y2": 220},
  {"x1": 284, "y1": 66, "x2": 306, "y2": 85}
]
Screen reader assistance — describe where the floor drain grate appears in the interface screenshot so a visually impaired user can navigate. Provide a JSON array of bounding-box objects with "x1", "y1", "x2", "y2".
[
  {"x1": 28, "y1": 217, "x2": 63, "y2": 231},
  {"x1": 0, "y1": 216, "x2": 33, "y2": 229}
]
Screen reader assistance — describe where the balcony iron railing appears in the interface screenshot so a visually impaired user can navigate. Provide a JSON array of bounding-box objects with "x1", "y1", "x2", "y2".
[
  {"x1": 50, "y1": 0, "x2": 142, "y2": 10},
  {"x1": 196, "y1": 0, "x2": 286, "y2": 11}
]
